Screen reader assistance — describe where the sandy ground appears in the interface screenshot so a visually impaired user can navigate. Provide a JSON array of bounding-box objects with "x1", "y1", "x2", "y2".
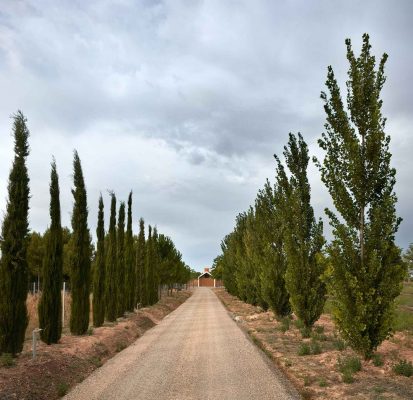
[{"x1": 64, "y1": 287, "x2": 299, "y2": 400}]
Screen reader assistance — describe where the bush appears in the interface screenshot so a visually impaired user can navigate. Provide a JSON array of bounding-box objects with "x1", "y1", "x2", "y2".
[
  {"x1": 279, "y1": 317, "x2": 290, "y2": 333},
  {"x1": 0, "y1": 353, "x2": 15, "y2": 368},
  {"x1": 342, "y1": 369, "x2": 354, "y2": 384},
  {"x1": 318, "y1": 378, "x2": 327, "y2": 387},
  {"x1": 298, "y1": 343, "x2": 311, "y2": 356},
  {"x1": 294, "y1": 319, "x2": 305, "y2": 329},
  {"x1": 337, "y1": 356, "x2": 362, "y2": 374},
  {"x1": 116, "y1": 341, "x2": 127, "y2": 352},
  {"x1": 372, "y1": 353, "x2": 384, "y2": 367},
  {"x1": 300, "y1": 326, "x2": 312, "y2": 338},
  {"x1": 315, "y1": 325, "x2": 324, "y2": 334},
  {"x1": 311, "y1": 341, "x2": 322, "y2": 355},
  {"x1": 393, "y1": 359, "x2": 413, "y2": 377},
  {"x1": 333, "y1": 339, "x2": 346, "y2": 351},
  {"x1": 57, "y1": 382, "x2": 69, "y2": 397}
]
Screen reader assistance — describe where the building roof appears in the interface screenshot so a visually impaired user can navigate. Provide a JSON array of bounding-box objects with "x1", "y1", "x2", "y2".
[{"x1": 198, "y1": 271, "x2": 212, "y2": 279}]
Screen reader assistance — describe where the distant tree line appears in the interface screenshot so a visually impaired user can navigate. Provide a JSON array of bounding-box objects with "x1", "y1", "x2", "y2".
[
  {"x1": 213, "y1": 34, "x2": 407, "y2": 359},
  {"x1": 0, "y1": 113, "x2": 194, "y2": 354}
]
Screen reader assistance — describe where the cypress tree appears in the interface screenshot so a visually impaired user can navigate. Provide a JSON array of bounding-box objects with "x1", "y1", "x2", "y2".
[
  {"x1": 125, "y1": 192, "x2": 135, "y2": 311},
  {"x1": 0, "y1": 111, "x2": 30, "y2": 355},
  {"x1": 276, "y1": 133, "x2": 326, "y2": 328},
  {"x1": 145, "y1": 225, "x2": 153, "y2": 305},
  {"x1": 315, "y1": 34, "x2": 406, "y2": 358},
  {"x1": 151, "y1": 227, "x2": 159, "y2": 304},
  {"x1": 93, "y1": 195, "x2": 105, "y2": 327},
  {"x1": 38, "y1": 160, "x2": 63, "y2": 344},
  {"x1": 105, "y1": 193, "x2": 117, "y2": 322},
  {"x1": 135, "y1": 218, "x2": 146, "y2": 306},
  {"x1": 69, "y1": 151, "x2": 91, "y2": 335},
  {"x1": 116, "y1": 202, "x2": 125, "y2": 316}
]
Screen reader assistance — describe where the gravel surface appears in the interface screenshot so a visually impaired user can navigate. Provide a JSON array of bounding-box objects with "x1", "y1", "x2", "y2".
[{"x1": 64, "y1": 288, "x2": 299, "y2": 400}]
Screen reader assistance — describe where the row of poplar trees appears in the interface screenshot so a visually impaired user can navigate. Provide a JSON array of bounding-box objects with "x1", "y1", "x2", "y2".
[
  {"x1": 215, "y1": 34, "x2": 407, "y2": 359},
  {"x1": 0, "y1": 113, "x2": 191, "y2": 354}
]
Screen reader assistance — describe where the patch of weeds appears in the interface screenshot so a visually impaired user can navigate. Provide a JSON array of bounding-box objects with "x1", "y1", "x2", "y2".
[
  {"x1": 87, "y1": 326, "x2": 94, "y2": 336},
  {"x1": 310, "y1": 341, "x2": 322, "y2": 355},
  {"x1": 298, "y1": 343, "x2": 311, "y2": 356},
  {"x1": 285, "y1": 358, "x2": 292, "y2": 367},
  {"x1": 333, "y1": 338, "x2": 346, "y2": 351},
  {"x1": 0, "y1": 353, "x2": 15, "y2": 368},
  {"x1": 393, "y1": 359, "x2": 413, "y2": 377},
  {"x1": 337, "y1": 356, "x2": 362, "y2": 374},
  {"x1": 294, "y1": 319, "x2": 305, "y2": 329},
  {"x1": 318, "y1": 377, "x2": 327, "y2": 387},
  {"x1": 303, "y1": 375, "x2": 312, "y2": 386},
  {"x1": 315, "y1": 325, "x2": 324, "y2": 334},
  {"x1": 311, "y1": 331, "x2": 328, "y2": 341},
  {"x1": 372, "y1": 385, "x2": 385, "y2": 394},
  {"x1": 342, "y1": 369, "x2": 354, "y2": 383},
  {"x1": 300, "y1": 326, "x2": 312, "y2": 338},
  {"x1": 116, "y1": 341, "x2": 127, "y2": 353},
  {"x1": 88, "y1": 356, "x2": 102, "y2": 368},
  {"x1": 279, "y1": 317, "x2": 290, "y2": 333},
  {"x1": 372, "y1": 353, "x2": 384, "y2": 367},
  {"x1": 57, "y1": 382, "x2": 69, "y2": 397},
  {"x1": 337, "y1": 356, "x2": 361, "y2": 383}
]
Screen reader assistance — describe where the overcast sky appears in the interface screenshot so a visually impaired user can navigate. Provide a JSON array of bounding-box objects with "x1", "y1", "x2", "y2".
[{"x1": 0, "y1": 1, "x2": 412, "y2": 271}]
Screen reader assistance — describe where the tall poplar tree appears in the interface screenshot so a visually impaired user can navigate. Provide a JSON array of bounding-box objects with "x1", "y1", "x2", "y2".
[
  {"x1": 125, "y1": 192, "x2": 135, "y2": 311},
  {"x1": 135, "y1": 218, "x2": 146, "y2": 306},
  {"x1": 0, "y1": 111, "x2": 30, "y2": 355},
  {"x1": 105, "y1": 193, "x2": 117, "y2": 322},
  {"x1": 39, "y1": 160, "x2": 63, "y2": 344},
  {"x1": 276, "y1": 133, "x2": 326, "y2": 328},
  {"x1": 69, "y1": 151, "x2": 91, "y2": 335},
  {"x1": 316, "y1": 34, "x2": 406, "y2": 358},
  {"x1": 93, "y1": 195, "x2": 105, "y2": 327},
  {"x1": 150, "y1": 227, "x2": 159, "y2": 304},
  {"x1": 116, "y1": 202, "x2": 126, "y2": 316}
]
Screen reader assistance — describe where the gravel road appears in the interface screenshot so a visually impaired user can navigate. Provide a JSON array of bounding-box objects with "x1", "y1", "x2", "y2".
[{"x1": 64, "y1": 287, "x2": 299, "y2": 400}]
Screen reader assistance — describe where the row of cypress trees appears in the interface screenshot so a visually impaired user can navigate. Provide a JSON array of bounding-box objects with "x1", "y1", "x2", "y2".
[
  {"x1": 215, "y1": 34, "x2": 407, "y2": 359},
  {"x1": 0, "y1": 114, "x2": 191, "y2": 354}
]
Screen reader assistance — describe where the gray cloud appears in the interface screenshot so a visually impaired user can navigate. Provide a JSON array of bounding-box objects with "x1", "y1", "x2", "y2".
[{"x1": 0, "y1": 0, "x2": 412, "y2": 270}]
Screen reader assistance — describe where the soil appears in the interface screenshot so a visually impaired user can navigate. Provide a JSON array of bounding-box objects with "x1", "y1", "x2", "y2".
[
  {"x1": 214, "y1": 289, "x2": 413, "y2": 400},
  {"x1": 0, "y1": 291, "x2": 191, "y2": 400}
]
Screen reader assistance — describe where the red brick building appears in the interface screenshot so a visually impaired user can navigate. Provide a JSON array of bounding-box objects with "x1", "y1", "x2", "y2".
[{"x1": 196, "y1": 267, "x2": 223, "y2": 287}]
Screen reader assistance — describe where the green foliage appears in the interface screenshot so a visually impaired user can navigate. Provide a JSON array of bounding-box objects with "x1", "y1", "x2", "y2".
[
  {"x1": 333, "y1": 338, "x2": 346, "y2": 351},
  {"x1": 300, "y1": 326, "x2": 312, "y2": 338},
  {"x1": 93, "y1": 195, "x2": 105, "y2": 327},
  {"x1": 393, "y1": 359, "x2": 413, "y2": 377},
  {"x1": 116, "y1": 202, "x2": 126, "y2": 316},
  {"x1": 0, "y1": 353, "x2": 15, "y2": 368},
  {"x1": 39, "y1": 160, "x2": 63, "y2": 344},
  {"x1": 135, "y1": 218, "x2": 146, "y2": 305},
  {"x1": 310, "y1": 340, "x2": 322, "y2": 355},
  {"x1": 279, "y1": 317, "x2": 290, "y2": 333},
  {"x1": 372, "y1": 353, "x2": 384, "y2": 367},
  {"x1": 57, "y1": 382, "x2": 69, "y2": 397},
  {"x1": 337, "y1": 356, "x2": 362, "y2": 374},
  {"x1": 69, "y1": 151, "x2": 91, "y2": 335},
  {"x1": 298, "y1": 343, "x2": 311, "y2": 356},
  {"x1": 27, "y1": 231, "x2": 46, "y2": 282},
  {"x1": 318, "y1": 378, "x2": 327, "y2": 387},
  {"x1": 0, "y1": 111, "x2": 30, "y2": 355},
  {"x1": 315, "y1": 34, "x2": 407, "y2": 359},
  {"x1": 124, "y1": 192, "x2": 135, "y2": 312},
  {"x1": 275, "y1": 133, "x2": 326, "y2": 328},
  {"x1": 105, "y1": 193, "x2": 117, "y2": 322}
]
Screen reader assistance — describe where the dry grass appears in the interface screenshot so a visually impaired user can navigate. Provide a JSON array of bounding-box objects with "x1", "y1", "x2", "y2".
[{"x1": 215, "y1": 288, "x2": 413, "y2": 400}]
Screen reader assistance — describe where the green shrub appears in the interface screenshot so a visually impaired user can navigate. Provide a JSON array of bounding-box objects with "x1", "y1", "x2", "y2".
[
  {"x1": 337, "y1": 356, "x2": 362, "y2": 374},
  {"x1": 372, "y1": 353, "x2": 384, "y2": 367},
  {"x1": 315, "y1": 325, "x2": 324, "y2": 334},
  {"x1": 88, "y1": 356, "x2": 102, "y2": 368},
  {"x1": 300, "y1": 326, "x2": 312, "y2": 338},
  {"x1": 318, "y1": 378, "x2": 327, "y2": 387},
  {"x1": 0, "y1": 353, "x2": 15, "y2": 368},
  {"x1": 298, "y1": 343, "x2": 311, "y2": 356},
  {"x1": 342, "y1": 369, "x2": 354, "y2": 384},
  {"x1": 333, "y1": 339, "x2": 346, "y2": 351},
  {"x1": 393, "y1": 359, "x2": 413, "y2": 377},
  {"x1": 311, "y1": 341, "x2": 322, "y2": 355},
  {"x1": 116, "y1": 341, "x2": 127, "y2": 352},
  {"x1": 294, "y1": 319, "x2": 305, "y2": 329},
  {"x1": 279, "y1": 317, "x2": 290, "y2": 333},
  {"x1": 57, "y1": 382, "x2": 69, "y2": 397}
]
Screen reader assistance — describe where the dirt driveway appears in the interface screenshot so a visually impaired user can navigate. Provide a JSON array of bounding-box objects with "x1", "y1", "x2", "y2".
[{"x1": 64, "y1": 287, "x2": 299, "y2": 400}]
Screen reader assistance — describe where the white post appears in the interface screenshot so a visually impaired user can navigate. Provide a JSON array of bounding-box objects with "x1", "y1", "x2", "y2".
[
  {"x1": 214, "y1": 279, "x2": 216, "y2": 288},
  {"x1": 62, "y1": 281, "x2": 66, "y2": 327},
  {"x1": 197, "y1": 277, "x2": 199, "y2": 287}
]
